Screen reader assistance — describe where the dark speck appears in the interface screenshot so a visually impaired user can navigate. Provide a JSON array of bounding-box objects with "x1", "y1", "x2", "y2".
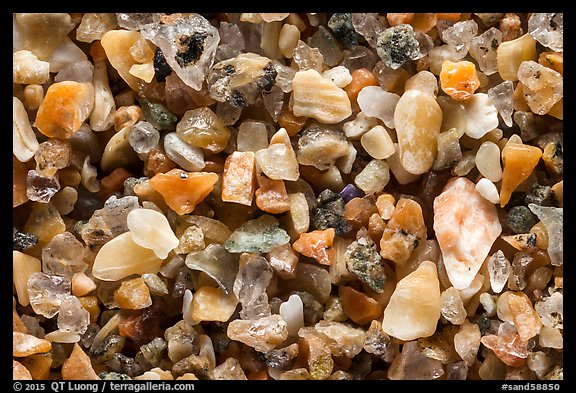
[
  {"x1": 175, "y1": 33, "x2": 208, "y2": 67},
  {"x1": 231, "y1": 90, "x2": 246, "y2": 107},
  {"x1": 553, "y1": 142, "x2": 563, "y2": 158},
  {"x1": 153, "y1": 48, "x2": 171, "y2": 83},
  {"x1": 223, "y1": 64, "x2": 235, "y2": 75}
]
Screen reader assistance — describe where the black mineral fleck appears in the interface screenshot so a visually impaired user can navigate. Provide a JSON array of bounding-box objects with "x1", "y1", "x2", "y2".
[{"x1": 310, "y1": 189, "x2": 352, "y2": 235}]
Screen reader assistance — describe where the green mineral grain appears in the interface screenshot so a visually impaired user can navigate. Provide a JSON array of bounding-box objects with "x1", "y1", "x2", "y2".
[
  {"x1": 328, "y1": 13, "x2": 358, "y2": 49},
  {"x1": 345, "y1": 228, "x2": 387, "y2": 293},
  {"x1": 224, "y1": 215, "x2": 290, "y2": 253},
  {"x1": 376, "y1": 24, "x2": 420, "y2": 70},
  {"x1": 139, "y1": 98, "x2": 178, "y2": 130},
  {"x1": 506, "y1": 206, "x2": 537, "y2": 234}
]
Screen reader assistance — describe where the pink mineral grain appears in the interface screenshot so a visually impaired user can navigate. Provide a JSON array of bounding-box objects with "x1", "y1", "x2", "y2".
[{"x1": 433, "y1": 177, "x2": 502, "y2": 290}]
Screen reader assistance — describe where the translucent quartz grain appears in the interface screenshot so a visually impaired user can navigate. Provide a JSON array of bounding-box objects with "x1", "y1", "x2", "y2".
[
  {"x1": 54, "y1": 59, "x2": 94, "y2": 83},
  {"x1": 387, "y1": 341, "x2": 444, "y2": 380},
  {"x1": 13, "y1": 97, "x2": 40, "y2": 162},
  {"x1": 441, "y1": 20, "x2": 478, "y2": 56},
  {"x1": 296, "y1": 125, "x2": 349, "y2": 171},
  {"x1": 116, "y1": 13, "x2": 163, "y2": 30},
  {"x1": 291, "y1": 69, "x2": 352, "y2": 124},
  {"x1": 373, "y1": 61, "x2": 409, "y2": 95},
  {"x1": 57, "y1": 295, "x2": 90, "y2": 335},
  {"x1": 394, "y1": 71, "x2": 442, "y2": 174},
  {"x1": 357, "y1": 86, "x2": 400, "y2": 129},
  {"x1": 163, "y1": 132, "x2": 205, "y2": 172},
  {"x1": 293, "y1": 40, "x2": 324, "y2": 73},
  {"x1": 227, "y1": 315, "x2": 288, "y2": 353},
  {"x1": 76, "y1": 13, "x2": 118, "y2": 43},
  {"x1": 307, "y1": 25, "x2": 343, "y2": 66},
  {"x1": 487, "y1": 250, "x2": 512, "y2": 293},
  {"x1": 42, "y1": 231, "x2": 87, "y2": 279},
  {"x1": 382, "y1": 261, "x2": 441, "y2": 341},
  {"x1": 262, "y1": 85, "x2": 284, "y2": 122},
  {"x1": 233, "y1": 254, "x2": 272, "y2": 310},
  {"x1": 35, "y1": 138, "x2": 72, "y2": 178},
  {"x1": 528, "y1": 204, "x2": 563, "y2": 266},
  {"x1": 185, "y1": 244, "x2": 238, "y2": 295},
  {"x1": 535, "y1": 292, "x2": 563, "y2": 329},
  {"x1": 27, "y1": 272, "x2": 71, "y2": 318},
  {"x1": 497, "y1": 33, "x2": 537, "y2": 81},
  {"x1": 432, "y1": 128, "x2": 463, "y2": 171},
  {"x1": 207, "y1": 53, "x2": 277, "y2": 107},
  {"x1": 237, "y1": 121, "x2": 269, "y2": 152},
  {"x1": 140, "y1": 14, "x2": 219, "y2": 91},
  {"x1": 487, "y1": 80, "x2": 514, "y2": 127},
  {"x1": 266, "y1": 243, "x2": 298, "y2": 279},
  {"x1": 434, "y1": 177, "x2": 502, "y2": 290},
  {"x1": 128, "y1": 121, "x2": 159, "y2": 155},
  {"x1": 476, "y1": 141, "x2": 503, "y2": 182},
  {"x1": 440, "y1": 287, "x2": 466, "y2": 325},
  {"x1": 469, "y1": 27, "x2": 503, "y2": 76},
  {"x1": 517, "y1": 60, "x2": 563, "y2": 115},
  {"x1": 176, "y1": 107, "x2": 231, "y2": 154},
  {"x1": 528, "y1": 13, "x2": 563, "y2": 52},
  {"x1": 351, "y1": 13, "x2": 385, "y2": 49}
]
